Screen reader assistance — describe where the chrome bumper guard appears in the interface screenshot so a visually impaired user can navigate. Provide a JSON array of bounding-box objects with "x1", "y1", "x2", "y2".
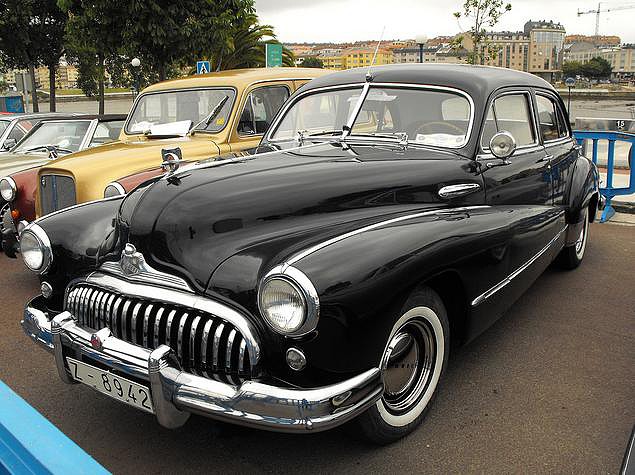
[{"x1": 22, "y1": 299, "x2": 383, "y2": 432}]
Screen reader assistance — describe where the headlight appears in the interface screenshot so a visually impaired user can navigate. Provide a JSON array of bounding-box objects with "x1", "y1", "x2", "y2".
[
  {"x1": 104, "y1": 182, "x2": 126, "y2": 198},
  {"x1": 20, "y1": 224, "x2": 52, "y2": 273},
  {"x1": 258, "y1": 266, "x2": 319, "y2": 336},
  {"x1": 0, "y1": 176, "x2": 16, "y2": 201}
]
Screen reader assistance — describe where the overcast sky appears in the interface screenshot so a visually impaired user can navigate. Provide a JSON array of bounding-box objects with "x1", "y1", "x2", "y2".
[{"x1": 254, "y1": 0, "x2": 635, "y2": 43}]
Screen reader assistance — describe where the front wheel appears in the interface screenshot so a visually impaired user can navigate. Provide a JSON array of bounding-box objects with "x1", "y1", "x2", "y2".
[
  {"x1": 355, "y1": 287, "x2": 449, "y2": 445},
  {"x1": 557, "y1": 207, "x2": 589, "y2": 270}
]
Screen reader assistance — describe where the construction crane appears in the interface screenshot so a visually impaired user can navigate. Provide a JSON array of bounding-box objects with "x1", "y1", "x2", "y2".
[{"x1": 577, "y1": 3, "x2": 635, "y2": 36}]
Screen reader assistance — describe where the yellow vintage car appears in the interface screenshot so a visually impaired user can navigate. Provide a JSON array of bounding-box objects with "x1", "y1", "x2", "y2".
[{"x1": 35, "y1": 67, "x2": 328, "y2": 217}]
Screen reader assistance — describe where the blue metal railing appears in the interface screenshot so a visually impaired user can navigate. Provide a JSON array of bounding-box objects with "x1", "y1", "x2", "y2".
[
  {"x1": 0, "y1": 380, "x2": 108, "y2": 474},
  {"x1": 573, "y1": 131, "x2": 635, "y2": 223}
]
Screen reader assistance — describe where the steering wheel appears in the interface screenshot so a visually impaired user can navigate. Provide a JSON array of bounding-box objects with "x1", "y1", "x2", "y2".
[{"x1": 410, "y1": 121, "x2": 465, "y2": 137}]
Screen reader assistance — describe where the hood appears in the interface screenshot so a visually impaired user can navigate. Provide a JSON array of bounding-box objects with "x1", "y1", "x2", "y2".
[
  {"x1": 0, "y1": 151, "x2": 49, "y2": 176},
  {"x1": 119, "y1": 142, "x2": 480, "y2": 291},
  {"x1": 37, "y1": 135, "x2": 222, "y2": 201}
]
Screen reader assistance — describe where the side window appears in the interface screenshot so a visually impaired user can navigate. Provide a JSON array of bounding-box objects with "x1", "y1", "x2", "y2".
[
  {"x1": 238, "y1": 85, "x2": 290, "y2": 136},
  {"x1": 481, "y1": 93, "x2": 535, "y2": 149},
  {"x1": 535, "y1": 95, "x2": 560, "y2": 142},
  {"x1": 555, "y1": 102, "x2": 569, "y2": 138}
]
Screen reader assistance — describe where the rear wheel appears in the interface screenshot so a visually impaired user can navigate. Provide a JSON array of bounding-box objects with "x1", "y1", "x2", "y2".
[
  {"x1": 557, "y1": 207, "x2": 589, "y2": 270},
  {"x1": 355, "y1": 286, "x2": 449, "y2": 445}
]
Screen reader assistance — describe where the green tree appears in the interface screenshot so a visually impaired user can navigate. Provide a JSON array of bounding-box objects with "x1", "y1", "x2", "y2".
[
  {"x1": 562, "y1": 60, "x2": 583, "y2": 78},
  {"x1": 0, "y1": 0, "x2": 42, "y2": 111},
  {"x1": 206, "y1": 12, "x2": 295, "y2": 70},
  {"x1": 453, "y1": 0, "x2": 512, "y2": 65},
  {"x1": 300, "y1": 57, "x2": 323, "y2": 68},
  {"x1": 33, "y1": 0, "x2": 67, "y2": 111},
  {"x1": 581, "y1": 57, "x2": 612, "y2": 79},
  {"x1": 59, "y1": 0, "x2": 127, "y2": 113}
]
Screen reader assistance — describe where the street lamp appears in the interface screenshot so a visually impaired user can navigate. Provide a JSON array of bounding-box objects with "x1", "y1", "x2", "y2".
[
  {"x1": 415, "y1": 34, "x2": 428, "y2": 63},
  {"x1": 130, "y1": 57, "x2": 141, "y2": 97}
]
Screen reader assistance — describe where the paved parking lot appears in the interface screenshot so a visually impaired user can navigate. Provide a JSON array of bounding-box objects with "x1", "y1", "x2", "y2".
[{"x1": 0, "y1": 223, "x2": 633, "y2": 474}]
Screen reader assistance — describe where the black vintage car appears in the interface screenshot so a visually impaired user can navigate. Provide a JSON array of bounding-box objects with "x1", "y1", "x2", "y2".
[{"x1": 21, "y1": 64, "x2": 599, "y2": 444}]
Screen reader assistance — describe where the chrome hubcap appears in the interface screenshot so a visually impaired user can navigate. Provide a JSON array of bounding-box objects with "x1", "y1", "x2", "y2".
[
  {"x1": 575, "y1": 212, "x2": 588, "y2": 258},
  {"x1": 381, "y1": 319, "x2": 436, "y2": 414}
]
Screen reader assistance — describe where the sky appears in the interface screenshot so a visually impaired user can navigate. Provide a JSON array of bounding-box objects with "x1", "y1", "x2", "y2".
[{"x1": 254, "y1": 0, "x2": 635, "y2": 43}]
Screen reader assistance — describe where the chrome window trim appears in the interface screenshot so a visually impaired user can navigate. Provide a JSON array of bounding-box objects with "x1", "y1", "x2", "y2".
[
  {"x1": 236, "y1": 84, "x2": 291, "y2": 138},
  {"x1": 476, "y1": 144, "x2": 544, "y2": 160},
  {"x1": 258, "y1": 265, "x2": 320, "y2": 337},
  {"x1": 265, "y1": 82, "x2": 476, "y2": 150},
  {"x1": 284, "y1": 205, "x2": 490, "y2": 268},
  {"x1": 471, "y1": 223, "x2": 567, "y2": 306},
  {"x1": 534, "y1": 92, "x2": 571, "y2": 143},
  {"x1": 123, "y1": 86, "x2": 239, "y2": 135},
  {"x1": 79, "y1": 118, "x2": 99, "y2": 151},
  {"x1": 478, "y1": 90, "x2": 539, "y2": 155},
  {"x1": 73, "y1": 271, "x2": 261, "y2": 366}
]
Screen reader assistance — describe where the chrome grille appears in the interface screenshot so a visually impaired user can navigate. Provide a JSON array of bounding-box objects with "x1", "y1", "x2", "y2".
[
  {"x1": 65, "y1": 284, "x2": 254, "y2": 383},
  {"x1": 39, "y1": 174, "x2": 77, "y2": 216}
]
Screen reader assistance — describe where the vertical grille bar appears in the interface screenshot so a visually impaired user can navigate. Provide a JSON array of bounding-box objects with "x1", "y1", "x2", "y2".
[
  {"x1": 143, "y1": 304, "x2": 154, "y2": 347},
  {"x1": 200, "y1": 319, "x2": 213, "y2": 377},
  {"x1": 212, "y1": 323, "x2": 225, "y2": 370},
  {"x1": 176, "y1": 313, "x2": 189, "y2": 365},
  {"x1": 238, "y1": 339, "x2": 247, "y2": 374},
  {"x1": 130, "y1": 302, "x2": 143, "y2": 344},
  {"x1": 120, "y1": 300, "x2": 132, "y2": 340},
  {"x1": 189, "y1": 316, "x2": 201, "y2": 376},
  {"x1": 153, "y1": 308, "x2": 165, "y2": 349},
  {"x1": 165, "y1": 310, "x2": 177, "y2": 347}
]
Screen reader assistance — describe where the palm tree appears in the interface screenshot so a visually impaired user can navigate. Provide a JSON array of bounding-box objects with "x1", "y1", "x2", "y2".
[{"x1": 210, "y1": 13, "x2": 294, "y2": 71}]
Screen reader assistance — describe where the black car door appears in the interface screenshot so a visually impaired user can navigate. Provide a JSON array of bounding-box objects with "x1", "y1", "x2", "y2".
[
  {"x1": 479, "y1": 89, "x2": 552, "y2": 206},
  {"x1": 534, "y1": 91, "x2": 579, "y2": 206}
]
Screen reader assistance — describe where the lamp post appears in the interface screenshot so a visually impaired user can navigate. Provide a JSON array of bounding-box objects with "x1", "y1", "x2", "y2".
[
  {"x1": 415, "y1": 34, "x2": 428, "y2": 63},
  {"x1": 131, "y1": 57, "x2": 141, "y2": 97}
]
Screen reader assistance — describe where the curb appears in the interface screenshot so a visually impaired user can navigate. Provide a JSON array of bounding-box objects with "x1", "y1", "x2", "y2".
[{"x1": 613, "y1": 202, "x2": 635, "y2": 214}]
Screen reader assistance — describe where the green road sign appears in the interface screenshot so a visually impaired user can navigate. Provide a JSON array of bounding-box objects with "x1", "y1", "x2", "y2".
[{"x1": 266, "y1": 43, "x2": 283, "y2": 68}]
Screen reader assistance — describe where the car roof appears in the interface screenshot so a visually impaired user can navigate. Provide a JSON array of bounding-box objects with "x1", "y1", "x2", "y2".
[
  {"x1": 142, "y1": 67, "x2": 331, "y2": 94},
  {"x1": 1, "y1": 112, "x2": 83, "y2": 121},
  {"x1": 301, "y1": 64, "x2": 554, "y2": 99},
  {"x1": 30, "y1": 113, "x2": 128, "y2": 122}
]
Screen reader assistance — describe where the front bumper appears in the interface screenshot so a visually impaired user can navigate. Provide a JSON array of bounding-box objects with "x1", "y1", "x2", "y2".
[{"x1": 22, "y1": 297, "x2": 383, "y2": 432}]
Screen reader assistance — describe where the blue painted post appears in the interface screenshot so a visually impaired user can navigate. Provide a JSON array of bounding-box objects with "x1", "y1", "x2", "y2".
[
  {"x1": 601, "y1": 139, "x2": 616, "y2": 222},
  {"x1": 592, "y1": 139, "x2": 598, "y2": 165}
]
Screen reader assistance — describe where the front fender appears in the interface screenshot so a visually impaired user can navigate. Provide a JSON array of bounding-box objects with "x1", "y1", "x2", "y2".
[
  {"x1": 31, "y1": 197, "x2": 124, "y2": 306},
  {"x1": 566, "y1": 155, "x2": 599, "y2": 223}
]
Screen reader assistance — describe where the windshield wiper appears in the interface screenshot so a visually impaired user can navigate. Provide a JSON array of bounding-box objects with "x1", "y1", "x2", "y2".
[
  {"x1": 190, "y1": 95, "x2": 230, "y2": 132},
  {"x1": 24, "y1": 145, "x2": 74, "y2": 157},
  {"x1": 343, "y1": 132, "x2": 409, "y2": 148},
  {"x1": 296, "y1": 128, "x2": 348, "y2": 145}
]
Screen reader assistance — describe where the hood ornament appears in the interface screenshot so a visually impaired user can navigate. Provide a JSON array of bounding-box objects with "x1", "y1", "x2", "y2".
[
  {"x1": 161, "y1": 147, "x2": 182, "y2": 175},
  {"x1": 120, "y1": 243, "x2": 146, "y2": 276}
]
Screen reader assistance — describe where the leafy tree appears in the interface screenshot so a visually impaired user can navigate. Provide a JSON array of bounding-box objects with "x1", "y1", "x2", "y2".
[
  {"x1": 206, "y1": 12, "x2": 295, "y2": 70},
  {"x1": 453, "y1": 0, "x2": 512, "y2": 65},
  {"x1": 300, "y1": 57, "x2": 324, "y2": 68},
  {"x1": 581, "y1": 57, "x2": 612, "y2": 79},
  {"x1": 58, "y1": 0, "x2": 127, "y2": 113},
  {"x1": 0, "y1": 0, "x2": 42, "y2": 111},
  {"x1": 33, "y1": 0, "x2": 67, "y2": 111},
  {"x1": 562, "y1": 60, "x2": 583, "y2": 78}
]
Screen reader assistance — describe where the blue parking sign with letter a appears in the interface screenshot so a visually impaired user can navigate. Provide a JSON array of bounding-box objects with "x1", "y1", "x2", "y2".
[{"x1": 196, "y1": 61, "x2": 211, "y2": 75}]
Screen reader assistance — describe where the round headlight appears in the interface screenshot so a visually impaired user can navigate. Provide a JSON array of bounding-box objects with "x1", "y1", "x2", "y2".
[
  {"x1": 0, "y1": 176, "x2": 17, "y2": 201},
  {"x1": 259, "y1": 277, "x2": 306, "y2": 334},
  {"x1": 20, "y1": 224, "x2": 52, "y2": 273},
  {"x1": 258, "y1": 266, "x2": 320, "y2": 336},
  {"x1": 104, "y1": 182, "x2": 126, "y2": 198}
]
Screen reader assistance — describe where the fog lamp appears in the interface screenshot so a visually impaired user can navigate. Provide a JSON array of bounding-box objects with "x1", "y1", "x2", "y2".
[{"x1": 286, "y1": 347, "x2": 306, "y2": 371}]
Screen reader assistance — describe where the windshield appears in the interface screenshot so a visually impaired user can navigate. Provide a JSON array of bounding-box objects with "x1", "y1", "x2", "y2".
[
  {"x1": 125, "y1": 88, "x2": 236, "y2": 134},
  {"x1": 269, "y1": 86, "x2": 472, "y2": 148},
  {"x1": 13, "y1": 120, "x2": 91, "y2": 154}
]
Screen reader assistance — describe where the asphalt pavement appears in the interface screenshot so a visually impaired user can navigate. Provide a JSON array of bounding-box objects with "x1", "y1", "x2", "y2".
[{"x1": 0, "y1": 223, "x2": 633, "y2": 474}]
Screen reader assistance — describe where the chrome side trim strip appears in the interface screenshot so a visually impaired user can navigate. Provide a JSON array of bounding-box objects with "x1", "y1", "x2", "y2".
[
  {"x1": 471, "y1": 225, "x2": 567, "y2": 307},
  {"x1": 285, "y1": 206, "x2": 489, "y2": 267}
]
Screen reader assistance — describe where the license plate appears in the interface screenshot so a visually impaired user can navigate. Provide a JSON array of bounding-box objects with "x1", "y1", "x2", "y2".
[{"x1": 66, "y1": 357, "x2": 154, "y2": 414}]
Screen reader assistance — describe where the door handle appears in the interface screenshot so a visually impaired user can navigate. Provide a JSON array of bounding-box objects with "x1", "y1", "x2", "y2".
[
  {"x1": 438, "y1": 183, "x2": 481, "y2": 199},
  {"x1": 485, "y1": 159, "x2": 511, "y2": 169},
  {"x1": 539, "y1": 155, "x2": 553, "y2": 162}
]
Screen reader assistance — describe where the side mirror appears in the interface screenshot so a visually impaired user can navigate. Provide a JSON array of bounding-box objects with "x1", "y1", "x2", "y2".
[
  {"x1": 489, "y1": 131, "x2": 516, "y2": 159},
  {"x1": 2, "y1": 138, "x2": 17, "y2": 151}
]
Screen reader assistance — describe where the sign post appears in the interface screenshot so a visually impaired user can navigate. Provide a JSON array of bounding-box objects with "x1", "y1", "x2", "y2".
[
  {"x1": 196, "y1": 61, "x2": 211, "y2": 75},
  {"x1": 565, "y1": 77, "x2": 576, "y2": 113},
  {"x1": 265, "y1": 43, "x2": 283, "y2": 68}
]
